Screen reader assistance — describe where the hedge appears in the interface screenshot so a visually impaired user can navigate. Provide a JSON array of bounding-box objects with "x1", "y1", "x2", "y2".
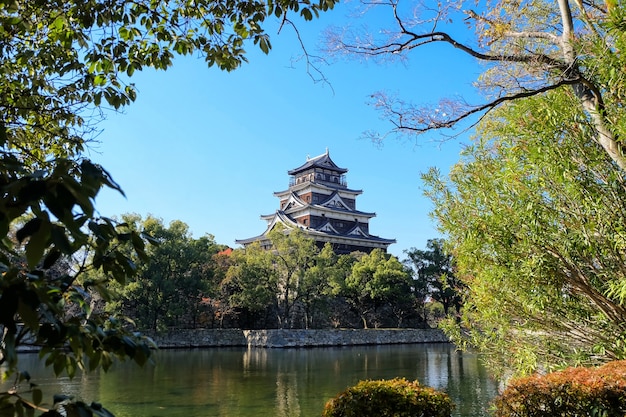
[
  {"x1": 494, "y1": 360, "x2": 626, "y2": 417},
  {"x1": 322, "y1": 377, "x2": 453, "y2": 417}
]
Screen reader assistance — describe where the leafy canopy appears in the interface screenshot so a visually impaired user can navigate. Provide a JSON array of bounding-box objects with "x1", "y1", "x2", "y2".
[
  {"x1": 344, "y1": 249, "x2": 413, "y2": 328},
  {"x1": 0, "y1": 0, "x2": 337, "y2": 413},
  {"x1": 425, "y1": 89, "x2": 626, "y2": 377},
  {"x1": 404, "y1": 239, "x2": 464, "y2": 317},
  {"x1": 105, "y1": 215, "x2": 225, "y2": 331}
]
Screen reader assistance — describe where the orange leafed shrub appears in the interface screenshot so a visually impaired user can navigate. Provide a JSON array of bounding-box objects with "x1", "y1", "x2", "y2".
[
  {"x1": 494, "y1": 360, "x2": 626, "y2": 417},
  {"x1": 322, "y1": 377, "x2": 453, "y2": 417}
]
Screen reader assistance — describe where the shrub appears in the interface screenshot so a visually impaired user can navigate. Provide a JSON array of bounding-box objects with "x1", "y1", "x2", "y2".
[
  {"x1": 494, "y1": 360, "x2": 626, "y2": 417},
  {"x1": 322, "y1": 377, "x2": 453, "y2": 417}
]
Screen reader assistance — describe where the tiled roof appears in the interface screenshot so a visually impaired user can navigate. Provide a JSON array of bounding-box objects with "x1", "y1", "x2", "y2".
[{"x1": 287, "y1": 150, "x2": 348, "y2": 175}]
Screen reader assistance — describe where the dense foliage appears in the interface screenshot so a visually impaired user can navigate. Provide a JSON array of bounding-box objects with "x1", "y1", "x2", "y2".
[
  {"x1": 101, "y1": 215, "x2": 227, "y2": 331},
  {"x1": 341, "y1": 249, "x2": 414, "y2": 329},
  {"x1": 99, "y1": 221, "x2": 440, "y2": 330},
  {"x1": 212, "y1": 229, "x2": 427, "y2": 329},
  {"x1": 322, "y1": 378, "x2": 453, "y2": 417},
  {"x1": 0, "y1": 0, "x2": 338, "y2": 414},
  {"x1": 404, "y1": 239, "x2": 464, "y2": 320},
  {"x1": 493, "y1": 361, "x2": 626, "y2": 417},
  {"x1": 324, "y1": 0, "x2": 626, "y2": 381},
  {"x1": 425, "y1": 89, "x2": 626, "y2": 377}
]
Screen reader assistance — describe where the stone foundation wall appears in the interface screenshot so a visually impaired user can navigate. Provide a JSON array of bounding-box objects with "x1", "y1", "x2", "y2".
[
  {"x1": 149, "y1": 328, "x2": 449, "y2": 349},
  {"x1": 148, "y1": 329, "x2": 247, "y2": 348}
]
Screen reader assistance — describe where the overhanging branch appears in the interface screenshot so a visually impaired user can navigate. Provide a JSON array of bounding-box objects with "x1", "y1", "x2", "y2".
[{"x1": 389, "y1": 79, "x2": 579, "y2": 134}]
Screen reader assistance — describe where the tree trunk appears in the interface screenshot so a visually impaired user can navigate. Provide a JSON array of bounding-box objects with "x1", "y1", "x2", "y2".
[{"x1": 558, "y1": 0, "x2": 626, "y2": 170}]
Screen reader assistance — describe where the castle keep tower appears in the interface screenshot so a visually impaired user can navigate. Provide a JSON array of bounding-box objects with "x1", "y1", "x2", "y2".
[{"x1": 236, "y1": 150, "x2": 395, "y2": 254}]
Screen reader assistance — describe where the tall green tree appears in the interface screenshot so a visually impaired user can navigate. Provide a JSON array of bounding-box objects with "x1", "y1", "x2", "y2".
[
  {"x1": 300, "y1": 243, "x2": 337, "y2": 328},
  {"x1": 111, "y1": 215, "x2": 223, "y2": 331},
  {"x1": 326, "y1": 0, "x2": 626, "y2": 170},
  {"x1": 424, "y1": 90, "x2": 626, "y2": 378},
  {"x1": 404, "y1": 239, "x2": 464, "y2": 318},
  {"x1": 343, "y1": 249, "x2": 413, "y2": 328},
  {"x1": 207, "y1": 248, "x2": 238, "y2": 328},
  {"x1": 223, "y1": 243, "x2": 278, "y2": 326},
  {"x1": 0, "y1": 0, "x2": 337, "y2": 412},
  {"x1": 266, "y1": 228, "x2": 319, "y2": 328},
  {"x1": 227, "y1": 228, "x2": 319, "y2": 328},
  {"x1": 324, "y1": 250, "x2": 358, "y2": 327}
]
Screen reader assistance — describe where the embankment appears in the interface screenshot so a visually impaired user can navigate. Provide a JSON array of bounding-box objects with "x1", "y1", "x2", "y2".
[{"x1": 148, "y1": 328, "x2": 449, "y2": 348}]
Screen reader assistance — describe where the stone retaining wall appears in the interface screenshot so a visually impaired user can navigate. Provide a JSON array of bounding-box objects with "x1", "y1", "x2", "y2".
[{"x1": 148, "y1": 328, "x2": 449, "y2": 349}]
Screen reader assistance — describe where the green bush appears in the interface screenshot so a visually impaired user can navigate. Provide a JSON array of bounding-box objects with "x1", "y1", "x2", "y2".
[
  {"x1": 322, "y1": 377, "x2": 453, "y2": 417},
  {"x1": 494, "y1": 360, "x2": 626, "y2": 417}
]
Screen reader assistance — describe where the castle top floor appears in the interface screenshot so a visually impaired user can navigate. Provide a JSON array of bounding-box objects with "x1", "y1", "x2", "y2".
[{"x1": 288, "y1": 149, "x2": 348, "y2": 188}]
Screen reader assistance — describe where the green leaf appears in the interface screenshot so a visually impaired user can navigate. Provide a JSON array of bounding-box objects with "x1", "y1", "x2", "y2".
[
  {"x1": 14, "y1": 400, "x2": 24, "y2": 417},
  {"x1": 16, "y1": 218, "x2": 43, "y2": 243},
  {"x1": 51, "y1": 225, "x2": 73, "y2": 254},
  {"x1": 140, "y1": 231, "x2": 160, "y2": 246},
  {"x1": 88, "y1": 351, "x2": 101, "y2": 372},
  {"x1": 31, "y1": 388, "x2": 42, "y2": 406},
  {"x1": 3, "y1": 331, "x2": 16, "y2": 369},
  {"x1": 53, "y1": 354, "x2": 66, "y2": 376},
  {"x1": 259, "y1": 36, "x2": 271, "y2": 54},
  {"x1": 17, "y1": 299, "x2": 39, "y2": 332},
  {"x1": 43, "y1": 249, "x2": 62, "y2": 269},
  {"x1": 25, "y1": 219, "x2": 51, "y2": 269}
]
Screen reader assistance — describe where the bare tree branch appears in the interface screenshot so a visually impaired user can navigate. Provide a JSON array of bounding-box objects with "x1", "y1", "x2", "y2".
[
  {"x1": 280, "y1": 17, "x2": 334, "y2": 91},
  {"x1": 378, "y1": 79, "x2": 580, "y2": 135},
  {"x1": 324, "y1": 0, "x2": 626, "y2": 170}
]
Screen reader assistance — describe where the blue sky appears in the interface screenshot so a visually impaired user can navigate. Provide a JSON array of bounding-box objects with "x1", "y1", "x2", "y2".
[{"x1": 90, "y1": 3, "x2": 482, "y2": 259}]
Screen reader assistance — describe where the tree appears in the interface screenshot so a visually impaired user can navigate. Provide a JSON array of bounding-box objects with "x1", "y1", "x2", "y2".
[
  {"x1": 423, "y1": 89, "x2": 626, "y2": 377},
  {"x1": 206, "y1": 248, "x2": 238, "y2": 328},
  {"x1": 109, "y1": 215, "x2": 223, "y2": 331},
  {"x1": 0, "y1": 0, "x2": 337, "y2": 413},
  {"x1": 300, "y1": 243, "x2": 337, "y2": 328},
  {"x1": 265, "y1": 228, "x2": 319, "y2": 328},
  {"x1": 343, "y1": 249, "x2": 413, "y2": 328},
  {"x1": 325, "y1": 0, "x2": 626, "y2": 170},
  {"x1": 404, "y1": 239, "x2": 464, "y2": 318},
  {"x1": 227, "y1": 228, "x2": 319, "y2": 328},
  {"x1": 223, "y1": 244, "x2": 278, "y2": 327},
  {"x1": 0, "y1": 193, "x2": 155, "y2": 415},
  {"x1": 324, "y1": 250, "x2": 359, "y2": 327}
]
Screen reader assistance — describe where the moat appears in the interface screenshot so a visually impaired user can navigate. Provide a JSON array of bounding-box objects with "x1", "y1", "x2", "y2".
[{"x1": 11, "y1": 343, "x2": 497, "y2": 417}]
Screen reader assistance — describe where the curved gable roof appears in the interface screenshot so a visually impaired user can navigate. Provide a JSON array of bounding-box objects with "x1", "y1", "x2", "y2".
[
  {"x1": 346, "y1": 224, "x2": 368, "y2": 237},
  {"x1": 319, "y1": 191, "x2": 351, "y2": 210},
  {"x1": 282, "y1": 192, "x2": 307, "y2": 211},
  {"x1": 288, "y1": 150, "x2": 348, "y2": 175},
  {"x1": 316, "y1": 220, "x2": 339, "y2": 234}
]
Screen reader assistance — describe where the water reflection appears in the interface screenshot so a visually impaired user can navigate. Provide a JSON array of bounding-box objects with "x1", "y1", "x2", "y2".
[{"x1": 7, "y1": 344, "x2": 497, "y2": 417}]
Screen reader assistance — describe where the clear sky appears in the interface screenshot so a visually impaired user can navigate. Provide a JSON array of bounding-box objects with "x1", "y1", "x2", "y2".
[{"x1": 89, "y1": 3, "x2": 482, "y2": 259}]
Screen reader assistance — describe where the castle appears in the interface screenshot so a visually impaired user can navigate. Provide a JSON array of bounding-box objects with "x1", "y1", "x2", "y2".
[{"x1": 236, "y1": 150, "x2": 395, "y2": 254}]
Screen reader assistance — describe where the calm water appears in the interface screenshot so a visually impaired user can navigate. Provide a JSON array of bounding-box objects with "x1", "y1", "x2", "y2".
[{"x1": 10, "y1": 344, "x2": 497, "y2": 417}]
